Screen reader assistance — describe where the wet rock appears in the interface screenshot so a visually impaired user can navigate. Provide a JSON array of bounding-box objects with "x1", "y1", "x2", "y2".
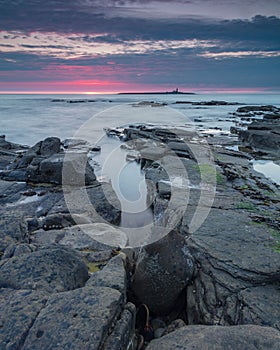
[
  {"x1": 0, "y1": 245, "x2": 89, "y2": 292},
  {"x1": 236, "y1": 105, "x2": 280, "y2": 114},
  {"x1": 131, "y1": 231, "x2": 195, "y2": 315},
  {"x1": 15, "y1": 150, "x2": 37, "y2": 169},
  {"x1": 234, "y1": 105, "x2": 280, "y2": 156},
  {"x1": 1, "y1": 169, "x2": 27, "y2": 181},
  {"x1": 83, "y1": 249, "x2": 113, "y2": 263},
  {"x1": 63, "y1": 138, "x2": 89, "y2": 149},
  {"x1": 192, "y1": 100, "x2": 240, "y2": 106},
  {"x1": 21, "y1": 286, "x2": 125, "y2": 350},
  {"x1": 41, "y1": 212, "x2": 78, "y2": 230},
  {"x1": 0, "y1": 288, "x2": 49, "y2": 350},
  {"x1": 263, "y1": 113, "x2": 280, "y2": 120},
  {"x1": 27, "y1": 152, "x2": 97, "y2": 186},
  {"x1": 239, "y1": 128, "x2": 280, "y2": 155},
  {"x1": 167, "y1": 141, "x2": 194, "y2": 159},
  {"x1": 140, "y1": 144, "x2": 168, "y2": 161},
  {"x1": 0, "y1": 136, "x2": 25, "y2": 151},
  {"x1": 40, "y1": 137, "x2": 61, "y2": 157},
  {"x1": 146, "y1": 325, "x2": 280, "y2": 350}
]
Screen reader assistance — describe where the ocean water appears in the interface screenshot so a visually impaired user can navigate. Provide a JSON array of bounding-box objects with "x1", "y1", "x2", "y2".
[
  {"x1": 1, "y1": 93, "x2": 280, "y2": 145},
  {"x1": 1, "y1": 93, "x2": 279, "y2": 246},
  {"x1": 1, "y1": 93, "x2": 280, "y2": 189}
]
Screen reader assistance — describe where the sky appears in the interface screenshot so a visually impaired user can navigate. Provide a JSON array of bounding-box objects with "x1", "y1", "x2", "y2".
[{"x1": 0, "y1": 0, "x2": 280, "y2": 93}]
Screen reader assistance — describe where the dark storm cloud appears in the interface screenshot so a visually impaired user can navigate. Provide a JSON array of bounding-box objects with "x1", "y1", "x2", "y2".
[
  {"x1": 0, "y1": 0, "x2": 279, "y2": 91},
  {"x1": 0, "y1": 0, "x2": 279, "y2": 46}
]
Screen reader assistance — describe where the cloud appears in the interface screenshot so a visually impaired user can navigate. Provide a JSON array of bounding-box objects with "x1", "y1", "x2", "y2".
[
  {"x1": 0, "y1": 0, "x2": 279, "y2": 92},
  {"x1": 0, "y1": 31, "x2": 219, "y2": 59},
  {"x1": 199, "y1": 50, "x2": 280, "y2": 59}
]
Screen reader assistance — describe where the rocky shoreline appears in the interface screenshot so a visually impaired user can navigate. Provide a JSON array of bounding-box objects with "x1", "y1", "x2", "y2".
[{"x1": 0, "y1": 105, "x2": 280, "y2": 349}]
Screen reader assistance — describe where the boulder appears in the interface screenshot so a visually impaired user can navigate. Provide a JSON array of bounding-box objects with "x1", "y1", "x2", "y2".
[
  {"x1": 237, "y1": 108, "x2": 280, "y2": 156},
  {"x1": 131, "y1": 231, "x2": 195, "y2": 315},
  {"x1": 239, "y1": 129, "x2": 280, "y2": 152},
  {"x1": 0, "y1": 288, "x2": 48, "y2": 350},
  {"x1": 27, "y1": 152, "x2": 97, "y2": 186},
  {"x1": 146, "y1": 325, "x2": 280, "y2": 350},
  {"x1": 15, "y1": 150, "x2": 37, "y2": 169},
  {"x1": 40, "y1": 137, "x2": 61, "y2": 157},
  {"x1": 0, "y1": 245, "x2": 89, "y2": 292},
  {"x1": 63, "y1": 138, "x2": 89, "y2": 149},
  {"x1": 21, "y1": 286, "x2": 126, "y2": 350}
]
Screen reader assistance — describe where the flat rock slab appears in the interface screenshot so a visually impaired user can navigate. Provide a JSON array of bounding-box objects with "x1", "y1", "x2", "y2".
[
  {"x1": 0, "y1": 288, "x2": 48, "y2": 350},
  {"x1": 189, "y1": 208, "x2": 280, "y2": 279},
  {"x1": 0, "y1": 245, "x2": 89, "y2": 292},
  {"x1": 238, "y1": 285, "x2": 280, "y2": 329},
  {"x1": 22, "y1": 286, "x2": 123, "y2": 350},
  {"x1": 146, "y1": 325, "x2": 280, "y2": 350},
  {"x1": 31, "y1": 223, "x2": 128, "y2": 250}
]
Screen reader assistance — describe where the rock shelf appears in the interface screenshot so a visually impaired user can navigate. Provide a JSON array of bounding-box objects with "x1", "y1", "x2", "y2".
[{"x1": 0, "y1": 106, "x2": 280, "y2": 349}]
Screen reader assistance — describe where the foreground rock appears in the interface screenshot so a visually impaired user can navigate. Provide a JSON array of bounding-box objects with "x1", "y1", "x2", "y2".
[
  {"x1": 181, "y1": 147, "x2": 280, "y2": 329},
  {"x1": 22, "y1": 286, "x2": 124, "y2": 350},
  {"x1": 131, "y1": 231, "x2": 194, "y2": 315},
  {"x1": 0, "y1": 288, "x2": 49, "y2": 349},
  {"x1": 0, "y1": 251, "x2": 136, "y2": 350},
  {"x1": 146, "y1": 325, "x2": 280, "y2": 350},
  {"x1": 1, "y1": 136, "x2": 98, "y2": 186},
  {"x1": 0, "y1": 245, "x2": 89, "y2": 293},
  {"x1": 1, "y1": 128, "x2": 280, "y2": 349}
]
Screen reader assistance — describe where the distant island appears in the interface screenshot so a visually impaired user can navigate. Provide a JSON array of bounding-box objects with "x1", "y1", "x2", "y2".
[{"x1": 118, "y1": 88, "x2": 195, "y2": 95}]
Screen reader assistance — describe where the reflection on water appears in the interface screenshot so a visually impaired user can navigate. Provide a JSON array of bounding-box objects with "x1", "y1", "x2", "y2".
[
  {"x1": 253, "y1": 160, "x2": 280, "y2": 185},
  {"x1": 90, "y1": 137, "x2": 154, "y2": 230}
]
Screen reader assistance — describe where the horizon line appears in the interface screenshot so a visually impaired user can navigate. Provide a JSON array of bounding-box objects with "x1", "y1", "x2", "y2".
[{"x1": 0, "y1": 88, "x2": 279, "y2": 95}]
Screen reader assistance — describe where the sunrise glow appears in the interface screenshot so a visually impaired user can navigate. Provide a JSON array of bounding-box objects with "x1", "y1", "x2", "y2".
[{"x1": 0, "y1": 1, "x2": 279, "y2": 93}]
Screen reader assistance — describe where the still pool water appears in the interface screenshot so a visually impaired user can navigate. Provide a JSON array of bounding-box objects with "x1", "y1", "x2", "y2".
[{"x1": 253, "y1": 160, "x2": 280, "y2": 185}]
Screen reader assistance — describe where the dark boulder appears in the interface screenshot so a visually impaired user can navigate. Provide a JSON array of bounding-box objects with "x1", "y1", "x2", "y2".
[
  {"x1": 131, "y1": 231, "x2": 195, "y2": 315},
  {"x1": 26, "y1": 152, "x2": 97, "y2": 185},
  {"x1": 40, "y1": 137, "x2": 61, "y2": 157}
]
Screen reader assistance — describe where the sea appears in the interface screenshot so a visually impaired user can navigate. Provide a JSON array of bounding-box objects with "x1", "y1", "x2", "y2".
[{"x1": 0, "y1": 93, "x2": 280, "y2": 187}]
